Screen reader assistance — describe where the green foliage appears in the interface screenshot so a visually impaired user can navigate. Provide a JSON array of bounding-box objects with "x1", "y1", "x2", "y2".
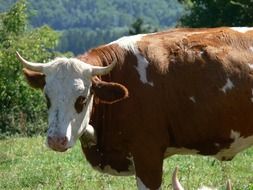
[
  {"x1": 0, "y1": 0, "x2": 60, "y2": 137},
  {"x1": 179, "y1": 0, "x2": 253, "y2": 27},
  {"x1": 1, "y1": 137, "x2": 253, "y2": 189},
  {"x1": 129, "y1": 18, "x2": 157, "y2": 35}
]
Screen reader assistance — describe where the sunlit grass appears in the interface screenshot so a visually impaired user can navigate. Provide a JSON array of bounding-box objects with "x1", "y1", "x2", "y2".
[{"x1": 0, "y1": 137, "x2": 253, "y2": 189}]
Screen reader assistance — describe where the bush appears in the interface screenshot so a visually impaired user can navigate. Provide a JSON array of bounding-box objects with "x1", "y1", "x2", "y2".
[{"x1": 0, "y1": 0, "x2": 61, "y2": 137}]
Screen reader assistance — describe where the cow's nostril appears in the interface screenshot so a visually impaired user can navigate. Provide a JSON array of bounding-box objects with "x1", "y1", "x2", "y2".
[
  {"x1": 61, "y1": 136, "x2": 68, "y2": 146},
  {"x1": 47, "y1": 136, "x2": 68, "y2": 150}
]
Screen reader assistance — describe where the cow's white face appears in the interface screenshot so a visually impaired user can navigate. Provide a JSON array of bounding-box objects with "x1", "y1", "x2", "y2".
[
  {"x1": 16, "y1": 52, "x2": 128, "y2": 152},
  {"x1": 43, "y1": 59, "x2": 94, "y2": 151}
]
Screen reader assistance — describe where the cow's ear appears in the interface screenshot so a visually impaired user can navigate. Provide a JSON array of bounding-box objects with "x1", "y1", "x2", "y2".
[
  {"x1": 23, "y1": 68, "x2": 46, "y2": 89},
  {"x1": 92, "y1": 78, "x2": 129, "y2": 104}
]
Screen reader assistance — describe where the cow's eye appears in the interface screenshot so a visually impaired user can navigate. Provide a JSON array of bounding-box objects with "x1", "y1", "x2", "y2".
[
  {"x1": 45, "y1": 94, "x2": 51, "y2": 109},
  {"x1": 75, "y1": 96, "x2": 86, "y2": 113}
]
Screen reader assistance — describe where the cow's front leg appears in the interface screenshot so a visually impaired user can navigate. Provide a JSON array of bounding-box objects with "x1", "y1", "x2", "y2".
[{"x1": 133, "y1": 148, "x2": 164, "y2": 190}]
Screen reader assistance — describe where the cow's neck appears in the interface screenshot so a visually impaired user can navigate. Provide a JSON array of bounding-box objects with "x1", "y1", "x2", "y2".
[
  {"x1": 78, "y1": 44, "x2": 126, "y2": 68},
  {"x1": 79, "y1": 44, "x2": 133, "y2": 173},
  {"x1": 79, "y1": 93, "x2": 133, "y2": 175}
]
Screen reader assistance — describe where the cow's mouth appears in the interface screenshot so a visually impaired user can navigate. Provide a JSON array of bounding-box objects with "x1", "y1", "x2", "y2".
[
  {"x1": 50, "y1": 146, "x2": 68, "y2": 152},
  {"x1": 46, "y1": 136, "x2": 69, "y2": 152}
]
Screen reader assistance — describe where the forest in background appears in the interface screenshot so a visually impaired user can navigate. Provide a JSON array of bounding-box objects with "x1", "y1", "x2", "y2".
[
  {"x1": 179, "y1": 0, "x2": 253, "y2": 27},
  {"x1": 0, "y1": 0, "x2": 183, "y2": 55}
]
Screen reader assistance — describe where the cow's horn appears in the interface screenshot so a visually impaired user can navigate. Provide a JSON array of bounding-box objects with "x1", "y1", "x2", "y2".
[
  {"x1": 91, "y1": 60, "x2": 116, "y2": 76},
  {"x1": 172, "y1": 166, "x2": 185, "y2": 190},
  {"x1": 226, "y1": 180, "x2": 232, "y2": 190},
  {"x1": 16, "y1": 51, "x2": 47, "y2": 72}
]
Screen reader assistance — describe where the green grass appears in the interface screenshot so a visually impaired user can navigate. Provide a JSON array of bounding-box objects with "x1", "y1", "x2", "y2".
[{"x1": 0, "y1": 137, "x2": 253, "y2": 190}]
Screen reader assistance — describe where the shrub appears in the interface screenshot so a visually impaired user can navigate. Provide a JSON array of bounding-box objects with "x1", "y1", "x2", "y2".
[{"x1": 0, "y1": 0, "x2": 60, "y2": 137}]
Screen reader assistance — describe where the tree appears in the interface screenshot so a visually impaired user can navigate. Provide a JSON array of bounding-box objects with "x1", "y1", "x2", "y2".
[
  {"x1": 0, "y1": 0, "x2": 61, "y2": 137},
  {"x1": 129, "y1": 18, "x2": 157, "y2": 35},
  {"x1": 178, "y1": 0, "x2": 253, "y2": 27}
]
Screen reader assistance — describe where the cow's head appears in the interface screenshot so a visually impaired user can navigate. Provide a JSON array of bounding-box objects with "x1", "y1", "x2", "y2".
[{"x1": 16, "y1": 52, "x2": 128, "y2": 152}]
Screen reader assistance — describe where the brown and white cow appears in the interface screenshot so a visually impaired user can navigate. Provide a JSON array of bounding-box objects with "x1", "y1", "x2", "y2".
[{"x1": 17, "y1": 27, "x2": 253, "y2": 189}]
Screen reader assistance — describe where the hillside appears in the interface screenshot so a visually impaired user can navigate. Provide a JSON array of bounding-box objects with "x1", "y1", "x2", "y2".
[{"x1": 0, "y1": 0, "x2": 183, "y2": 54}]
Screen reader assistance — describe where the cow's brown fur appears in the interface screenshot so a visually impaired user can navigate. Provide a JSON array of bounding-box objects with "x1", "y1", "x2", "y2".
[{"x1": 25, "y1": 27, "x2": 253, "y2": 189}]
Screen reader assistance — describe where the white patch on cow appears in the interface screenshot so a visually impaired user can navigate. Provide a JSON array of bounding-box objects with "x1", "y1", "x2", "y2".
[
  {"x1": 110, "y1": 34, "x2": 147, "y2": 53},
  {"x1": 81, "y1": 124, "x2": 97, "y2": 146},
  {"x1": 251, "y1": 89, "x2": 253, "y2": 103},
  {"x1": 135, "y1": 54, "x2": 154, "y2": 86},
  {"x1": 110, "y1": 34, "x2": 154, "y2": 86},
  {"x1": 214, "y1": 130, "x2": 253, "y2": 160},
  {"x1": 93, "y1": 153, "x2": 135, "y2": 176},
  {"x1": 93, "y1": 164, "x2": 135, "y2": 176},
  {"x1": 230, "y1": 27, "x2": 253, "y2": 33},
  {"x1": 220, "y1": 78, "x2": 234, "y2": 93},
  {"x1": 250, "y1": 47, "x2": 253, "y2": 52},
  {"x1": 137, "y1": 177, "x2": 152, "y2": 190},
  {"x1": 248, "y1": 63, "x2": 253, "y2": 70},
  {"x1": 189, "y1": 96, "x2": 196, "y2": 103},
  {"x1": 66, "y1": 120, "x2": 72, "y2": 142},
  {"x1": 199, "y1": 50, "x2": 204, "y2": 57},
  {"x1": 164, "y1": 147, "x2": 199, "y2": 157}
]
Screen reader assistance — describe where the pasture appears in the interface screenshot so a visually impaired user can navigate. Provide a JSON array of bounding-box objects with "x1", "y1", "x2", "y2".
[{"x1": 1, "y1": 136, "x2": 253, "y2": 190}]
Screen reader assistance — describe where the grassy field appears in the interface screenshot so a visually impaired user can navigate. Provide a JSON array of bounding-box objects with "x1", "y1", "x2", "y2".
[{"x1": 0, "y1": 137, "x2": 253, "y2": 190}]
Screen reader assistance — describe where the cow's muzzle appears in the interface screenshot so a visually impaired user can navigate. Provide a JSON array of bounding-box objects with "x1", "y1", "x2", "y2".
[{"x1": 47, "y1": 135, "x2": 68, "y2": 152}]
